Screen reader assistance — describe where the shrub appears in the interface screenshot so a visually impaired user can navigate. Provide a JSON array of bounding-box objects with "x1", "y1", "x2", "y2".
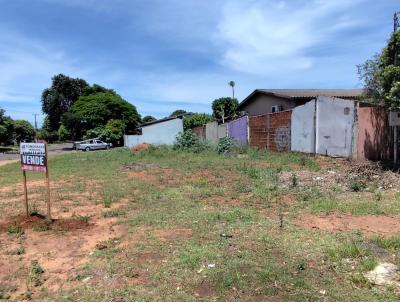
[
  {"x1": 57, "y1": 124, "x2": 70, "y2": 141},
  {"x1": 173, "y1": 130, "x2": 210, "y2": 153},
  {"x1": 349, "y1": 181, "x2": 366, "y2": 192},
  {"x1": 216, "y1": 137, "x2": 236, "y2": 154}
]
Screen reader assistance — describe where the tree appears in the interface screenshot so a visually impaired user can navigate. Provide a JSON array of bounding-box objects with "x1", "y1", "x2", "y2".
[
  {"x1": 41, "y1": 74, "x2": 89, "y2": 131},
  {"x1": 13, "y1": 120, "x2": 35, "y2": 143},
  {"x1": 0, "y1": 108, "x2": 15, "y2": 145},
  {"x1": 228, "y1": 81, "x2": 235, "y2": 99},
  {"x1": 358, "y1": 31, "x2": 400, "y2": 108},
  {"x1": 84, "y1": 119, "x2": 125, "y2": 145},
  {"x1": 212, "y1": 97, "x2": 239, "y2": 123},
  {"x1": 70, "y1": 91, "x2": 141, "y2": 132},
  {"x1": 82, "y1": 84, "x2": 114, "y2": 96},
  {"x1": 183, "y1": 113, "x2": 213, "y2": 130},
  {"x1": 57, "y1": 124, "x2": 70, "y2": 141},
  {"x1": 142, "y1": 115, "x2": 157, "y2": 123},
  {"x1": 170, "y1": 110, "x2": 187, "y2": 117}
]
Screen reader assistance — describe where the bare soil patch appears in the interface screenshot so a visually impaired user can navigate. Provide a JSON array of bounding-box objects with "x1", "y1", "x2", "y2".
[
  {"x1": 154, "y1": 228, "x2": 193, "y2": 241},
  {"x1": 130, "y1": 143, "x2": 153, "y2": 154},
  {"x1": 0, "y1": 214, "x2": 90, "y2": 233},
  {"x1": 296, "y1": 213, "x2": 400, "y2": 237},
  {"x1": 0, "y1": 159, "x2": 17, "y2": 166}
]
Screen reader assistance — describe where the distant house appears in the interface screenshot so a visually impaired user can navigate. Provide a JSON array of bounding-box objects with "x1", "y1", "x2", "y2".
[
  {"x1": 124, "y1": 116, "x2": 183, "y2": 148},
  {"x1": 238, "y1": 89, "x2": 364, "y2": 116}
]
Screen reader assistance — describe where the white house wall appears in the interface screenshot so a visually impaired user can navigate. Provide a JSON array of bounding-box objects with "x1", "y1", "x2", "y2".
[
  {"x1": 124, "y1": 118, "x2": 183, "y2": 148},
  {"x1": 291, "y1": 100, "x2": 315, "y2": 153},
  {"x1": 316, "y1": 96, "x2": 355, "y2": 157}
]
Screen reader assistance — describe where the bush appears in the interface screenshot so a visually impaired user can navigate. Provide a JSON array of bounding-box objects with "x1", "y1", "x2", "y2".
[
  {"x1": 216, "y1": 137, "x2": 236, "y2": 154},
  {"x1": 57, "y1": 124, "x2": 70, "y2": 141},
  {"x1": 173, "y1": 130, "x2": 210, "y2": 153}
]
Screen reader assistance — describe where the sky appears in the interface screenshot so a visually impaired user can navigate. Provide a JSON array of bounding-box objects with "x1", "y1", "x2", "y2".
[{"x1": 0, "y1": 0, "x2": 398, "y2": 127}]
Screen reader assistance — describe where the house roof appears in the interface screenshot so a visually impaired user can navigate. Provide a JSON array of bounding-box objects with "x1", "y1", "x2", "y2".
[
  {"x1": 140, "y1": 115, "x2": 183, "y2": 127},
  {"x1": 238, "y1": 89, "x2": 365, "y2": 109}
]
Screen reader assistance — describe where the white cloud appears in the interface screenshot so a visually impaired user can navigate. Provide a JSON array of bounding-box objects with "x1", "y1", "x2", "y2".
[{"x1": 216, "y1": 0, "x2": 367, "y2": 74}]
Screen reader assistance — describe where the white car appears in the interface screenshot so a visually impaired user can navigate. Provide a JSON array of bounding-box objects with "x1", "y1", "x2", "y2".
[{"x1": 75, "y1": 139, "x2": 112, "y2": 152}]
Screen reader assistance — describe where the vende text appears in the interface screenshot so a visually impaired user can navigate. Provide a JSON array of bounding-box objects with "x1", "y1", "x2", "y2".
[{"x1": 21, "y1": 155, "x2": 45, "y2": 166}]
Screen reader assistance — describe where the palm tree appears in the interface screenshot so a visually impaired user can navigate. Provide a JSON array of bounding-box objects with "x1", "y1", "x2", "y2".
[{"x1": 228, "y1": 81, "x2": 235, "y2": 99}]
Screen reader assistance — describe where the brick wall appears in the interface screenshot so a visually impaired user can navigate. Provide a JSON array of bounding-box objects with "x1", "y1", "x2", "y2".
[
  {"x1": 192, "y1": 126, "x2": 206, "y2": 139},
  {"x1": 249, "y1": 114, "x2": 269, "y2": 149},
  {"x1": 268, "y1": 110, "x2": 292, "y2": 151}
]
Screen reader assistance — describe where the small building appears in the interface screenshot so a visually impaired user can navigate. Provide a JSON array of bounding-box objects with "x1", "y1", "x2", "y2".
[
  {"x1": 124, "y1": 116, "x2": 183, "y2": 148},
  {"x1": 238, "y1": 89, "x2": 364, "y2": 116}
]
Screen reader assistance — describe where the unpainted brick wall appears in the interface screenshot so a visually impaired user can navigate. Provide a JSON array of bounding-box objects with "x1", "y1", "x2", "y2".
[
  {"x1": 249, "y1": 111, "x2": 292, "y2": 151},
  {"x1": 249, "y1": 114, "x2": 269, "y2": 149},
  {"x1": 192, "y1": 126, "x2": 206, "y2": 139},
  {"x1": 268, "y1": 110, "x2": 292, "y2": 151}
]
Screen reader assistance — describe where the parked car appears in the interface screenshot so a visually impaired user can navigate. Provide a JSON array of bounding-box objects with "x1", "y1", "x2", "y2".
[{"x1": 74, "y1": 139, "x2": 112, "y2": 151}]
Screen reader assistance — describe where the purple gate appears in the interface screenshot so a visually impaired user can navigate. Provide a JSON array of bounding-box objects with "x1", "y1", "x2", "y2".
[{"x1": 228, "y1": 116, "x2": 248, "y2": 145}]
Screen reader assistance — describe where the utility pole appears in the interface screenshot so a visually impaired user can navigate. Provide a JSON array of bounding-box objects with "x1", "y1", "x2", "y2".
[{"x1": 33, "y1": 113, "x2": 38, "y2": 130}]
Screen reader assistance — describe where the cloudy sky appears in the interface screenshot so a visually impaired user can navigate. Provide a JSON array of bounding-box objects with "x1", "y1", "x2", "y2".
[{"x1": 0, "y1": 0, "x2": 397, "y2": 126}]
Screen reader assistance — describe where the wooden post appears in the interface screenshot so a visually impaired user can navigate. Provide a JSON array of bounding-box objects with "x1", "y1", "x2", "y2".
[
  {"x1": 45, "y1": 143, "x2": 51, "y2": 220},
  {"x1": 23, "y1": 170, "x2": 28, "y2": 217},
  {"x1": 394, "y1": 126, "x2": 398, "y2": 164}
]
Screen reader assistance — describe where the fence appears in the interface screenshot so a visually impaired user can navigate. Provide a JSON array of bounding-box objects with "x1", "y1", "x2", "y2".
[{"x1": 227, "y1": 116, "x2": 248, "y2": 145}]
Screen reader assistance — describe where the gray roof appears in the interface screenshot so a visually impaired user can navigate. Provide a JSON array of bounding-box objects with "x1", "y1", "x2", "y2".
[
  {"x1": 239, "y1": 89, "x2": 364, "y2": 109},
  {"x1": 140, "y1": 115, "x2": 183, "y2": 127}
]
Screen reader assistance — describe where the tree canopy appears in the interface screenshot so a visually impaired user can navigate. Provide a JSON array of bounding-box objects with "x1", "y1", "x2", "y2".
[
  {"x1": 211, "y1": 97, "x2": 239, "y2": 123},
  {"x1": 0, "y1": 108, "x2": 35, "y2": 145},
  {"x1": 183, "y1": 113, "x2": 213, "y2": 130},
  {"x1": 142, "y1": 115, "x2": 157, "y2": 123},
  {"x1": 358, "y1": 31, "x2": 400, "y2": 108},
  {"x1": 13, "y1": 120, "x2": 35, "y2": 143},
  {"x1": 41, "y1": 74, "x2": 89, "y2": 131},
  {"x1": 170, "y1": 110, "x2": 187, "y2": 117},
  {"x1": 70, "y1": 91, "x2": 141, "y2": 132}
]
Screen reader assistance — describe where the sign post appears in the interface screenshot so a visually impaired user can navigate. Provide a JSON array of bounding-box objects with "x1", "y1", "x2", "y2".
[{"x1": 20, "y1": 142, "x2": 51, "y2": 220}]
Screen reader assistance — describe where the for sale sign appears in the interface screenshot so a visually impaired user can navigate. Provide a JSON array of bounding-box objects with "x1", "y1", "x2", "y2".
[{"x1": 20, "y1": 143, "x2": 47, "y2": 172}]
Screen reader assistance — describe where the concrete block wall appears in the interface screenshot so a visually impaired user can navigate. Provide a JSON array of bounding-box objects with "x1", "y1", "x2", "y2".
[
  {"x1": 249, "y1": 114, "x2": 269, "y2": 149},
  {"x1": 268, "y1": 110, "x2": 292, "y2": 151},
  {"x1": 205, "y1": 121, "x2": 219, "y2": 143}
]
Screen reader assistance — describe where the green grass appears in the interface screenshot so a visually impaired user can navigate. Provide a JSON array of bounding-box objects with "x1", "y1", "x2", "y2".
[{"x1": 1, "y1": 147, "x2": 400, "y2": 301}]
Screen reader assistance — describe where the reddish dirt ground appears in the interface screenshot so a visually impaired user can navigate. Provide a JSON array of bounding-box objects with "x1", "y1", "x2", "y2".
[
  {"x1": 295, "y1": 213, "x2": 400, "y2": 237},
  {"x1": 0, "y1": 179, "x2": 131, "y2": 300}
]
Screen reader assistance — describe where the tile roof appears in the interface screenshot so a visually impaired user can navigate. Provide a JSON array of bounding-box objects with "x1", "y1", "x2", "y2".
[{"x1": 238, "y1": 89, "x2": 364, "y2": 109}]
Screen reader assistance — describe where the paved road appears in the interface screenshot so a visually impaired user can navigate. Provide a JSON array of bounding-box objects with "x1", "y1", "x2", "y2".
[{"x1": 0, "y1": 143, "x2": 74, "y2": 161}]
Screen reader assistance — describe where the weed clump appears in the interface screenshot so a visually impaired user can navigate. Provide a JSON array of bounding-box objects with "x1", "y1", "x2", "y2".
[
  {"x1": 29, "y1": 260, "x2": 45, "y2": 287},
  {"x1": 173, "y1": 130, "x2": 211, "y2": 153},
  {"x1": 216, "y1": 137, "x2": 236, "y2": 155}
]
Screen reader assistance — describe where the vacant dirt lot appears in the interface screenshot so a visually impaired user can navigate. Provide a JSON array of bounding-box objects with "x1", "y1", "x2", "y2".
[{"x1": 1, "y1": 148, "x2": 400, "y2": 301}]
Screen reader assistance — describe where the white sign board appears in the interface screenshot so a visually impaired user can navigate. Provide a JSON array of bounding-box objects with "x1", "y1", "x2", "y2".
[{"x1": 20, "y1": 143, "x2": 47, "y2": 173}]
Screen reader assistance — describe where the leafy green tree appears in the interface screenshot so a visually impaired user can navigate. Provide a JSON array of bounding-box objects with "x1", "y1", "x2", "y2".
[
  {"x1": 212, "y1": 97, "x2": 239, "y2": 123},
  {"x1": 13, "y1": 120, "x2": 35, "y2": 143},
  {"x1": 358, "y1": 31, "x2": 400, "y2": 108},
  {"x1": 82, "y1": 84, "x2": 114, "y2": 96},
  {"x1": 0, "y1": 108, "x2": 15, "y2": 145},
  {"x1": 83, "y1": 120, "x2": 125, "y2": 145},
  {"x1": 57, "y1": 124, "x2": 70, "y2": 141},
  {"x1": 183, "y1": 113, "x2": 213, "y2": 130},
  {"x1": 41, "y1": 74, "x2": 89, "y2": 131},
  {"x1": 70, "y1": 91, "x2": 141, "y2": 133},
  {"x1": 170, "y1": 110, "x2": 187, "y2": 117},
  {"x1": 142, "y1": 115, "x2": 157, "y2": 123},
  {"x1": 38, "y1": 116, "x2": 58, "y2": 143}
]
